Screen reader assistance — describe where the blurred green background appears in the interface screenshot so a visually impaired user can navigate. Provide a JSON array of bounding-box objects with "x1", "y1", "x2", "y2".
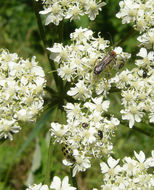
[{"x1": 0, "y1": 0, "x2": 153, "y2": 190}]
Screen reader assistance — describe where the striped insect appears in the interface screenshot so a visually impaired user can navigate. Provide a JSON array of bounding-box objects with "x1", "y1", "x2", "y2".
[
  {"x1": 61, "y1": 143, "x2": 76, "y2": 163},
  {"x1": 94, "y1": 50, "x2": 117, "y2": 75}
]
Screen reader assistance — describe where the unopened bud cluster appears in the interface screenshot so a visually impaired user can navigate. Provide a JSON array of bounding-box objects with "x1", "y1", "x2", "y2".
[
  {"x1": 38, "y1": 0, "x2": 106, "y2": 25},
  {"x1": 0, "y1": 49, "x2": 46, "y2": 140}
]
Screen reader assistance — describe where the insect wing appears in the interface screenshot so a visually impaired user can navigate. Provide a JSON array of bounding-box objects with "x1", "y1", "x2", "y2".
[{"x1": 94, "y1": 53, "x2": 115, "y2": 75}]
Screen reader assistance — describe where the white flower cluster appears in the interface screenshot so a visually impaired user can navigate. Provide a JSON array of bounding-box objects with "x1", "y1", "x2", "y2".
[
  {"x1": 99, "y1": 151, "x2": 154, "y2": 190},
  {"x1": 26, "y1": 176, "x2": 76, "y2": 190},
  {"x1": 116, "y1": 0, "x2": 154, "y2": 50},
  {"x1": 137, "y1": 28, "x2": 154, "y2": 50},
  {"x1": 51, "y1": 97, "x2": 120, "y2": 176},
  {"x1": 38, "y1": 0, "x2": 106, "y2": 25},
  {"x1": 48, "y1": 28, "x2": 131, "y2": 100},
  {"x1": 112, "y1": 48, "x2": 154, "y2": 127},
  {"x1": 0, "y1": 49, "x2": 46, "y2": 140},
  {"x1": 116, "y1": 0, "x2": 154, "y2": 33},
  {"x1": 113, "y1": 2, "x2": 154, "y2": 128}
]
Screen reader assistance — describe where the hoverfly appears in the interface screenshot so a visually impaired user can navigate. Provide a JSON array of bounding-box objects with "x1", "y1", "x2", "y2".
[{"x1": 94, "y1": 50, "x2": 117, "y2": 75}]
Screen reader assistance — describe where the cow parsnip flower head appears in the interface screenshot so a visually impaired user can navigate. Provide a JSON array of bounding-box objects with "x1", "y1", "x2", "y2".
[
  {"x1": 26, "y1": 176, "x2": 76, "y2": 190},
  {"x1": 137, "y1": 28, "x2": 154, "y2": 50},
  {"x1": 116, "y1": 0, "x2": 154, "y2": 33},
  {"x1": 50, "y1": 97, "x2": 120, "y2": 176},
  {"x1": 38, "y1": 0, "x2": 106, "y2": 25},
  {"x1": 112, "y1": 47, "x2": 154, "y2": 128},
  {"x1": 48, "y1": 28, "x2": 131, "y2": 100},
  {"x1": 99, "y1": 150, "x2": 154, "y2": 190},
  {"x1": 0, "y1": 49, "x2": 46, "y2": 140}
]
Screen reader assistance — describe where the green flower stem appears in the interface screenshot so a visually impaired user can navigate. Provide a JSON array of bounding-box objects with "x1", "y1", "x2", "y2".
[
  {"x1": 121, "y1": 121, "x2": 154, "y2": 137},
  {"x1": 70, "y1": 168, "x2": 78, "y2": 189},
  {"x1": 45, "y1": 137, "x2": 54, "y2": 187},
  {"x1": 45, "y1": 86, "x2": 57, "y2": 95},
  {"x1": 32, "y1": 0, "x2": 61, "y2": 91}
]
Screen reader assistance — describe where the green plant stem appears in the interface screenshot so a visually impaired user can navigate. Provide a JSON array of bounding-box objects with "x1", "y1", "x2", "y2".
[
  {"x1": 1, "y1": 160, "x2": 14, "y2": 190},
  {"x1": 120, "y1": 121, "x2": 154, "y2": 137},
  {"x1": 32, "y1": 0, "x2": 60, "y2": 90},
  {"x1": 70, "y1": 168, "x2": 78, "y2": 189},
  {"x1": 45, "y1": 86, "x2": 57, "y2": 95},
  {"x1": 45, "y1": 137, "x2": 54, "y2": 187}
]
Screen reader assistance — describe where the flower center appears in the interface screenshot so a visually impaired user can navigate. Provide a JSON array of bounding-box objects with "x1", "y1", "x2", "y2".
[
  {"x1": 76, "y1": 157, "x2": 82, "y2": 164},
  {"x1": 3, "y1": 124, "x2": 10, "y2": 132},
  {"x1": 129, "y1": 9, "x2": 137, "y2": 17},
  {"x1": 150, "y1": 35, "x2": 154, "y2": 44},
  {"x1": 125, "y1": 93, "x2": 132, "y2": 101},
  {"x1": 130, "y1": 106, "x2": 137, "y2": 114},
  {"x1": 90, "y1": 2, "x2": 97, "y2": 10},
  {"x1": 73, "y1": 7, "x2": 79, "y2": 16},
  {"x1": 52, "y1": 4, "x2": 60, "y2": 14}
]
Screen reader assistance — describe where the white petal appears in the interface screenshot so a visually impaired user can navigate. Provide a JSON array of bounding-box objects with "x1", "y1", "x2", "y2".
[
  {"x1": 41, "y1": 185, "x2": 49, "y2": 190},
  {"x1": 100, "y1": 162, "x2": 109, "y2": 173},
  {"x1": 134, "y1": 151, "x2": 145, "y2": 163},
  {"x1": 137, "y1": 48, "x2": 147, "y2": 58},
  {"x1": 62, "y1": 176, "x2": 69, "y2": 187},
  {"x1": 50, "y1": 176, "x2": 61, "y2": 189},
  {"x1": 107, "y1": 157, "x2": 120, "y2": 168}
]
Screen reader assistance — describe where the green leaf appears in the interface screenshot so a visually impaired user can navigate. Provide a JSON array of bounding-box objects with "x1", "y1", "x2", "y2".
[{"x1": 31, "y1": 139, "x2": 41, "y2": 172}]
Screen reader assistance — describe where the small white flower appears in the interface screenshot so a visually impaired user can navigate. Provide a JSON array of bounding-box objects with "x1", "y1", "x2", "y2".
[
  {"x1": 67, "y1": 80, "x2": 91, "y2": 100},
  {"x1": 136, "y1": 48, "x2": 154, "y2": 67},
  {"x1": 121, "y1": 103, "x2": 144, "y2": 128},
  {"x1": 50, "y1": 176, "x2": 76, "y2": 190},
  {"x1": 137, "y1": 28, "x2": 154, "y2": 49},
  {"x1": 51, "y1": 123, "x2": 68, "y2": 139},
  {"x1": 85, "y1": 1, "x2": 106, "y2": 20},
  {"x1": 100, "y1": 157, "x2": 121, "y2": 176},
  {"x1": 38, "y1": 0, "x2": 106, "y2": 25},
  {"x1": 26, "y1": 183, "x2": 48, "y2": 190}
]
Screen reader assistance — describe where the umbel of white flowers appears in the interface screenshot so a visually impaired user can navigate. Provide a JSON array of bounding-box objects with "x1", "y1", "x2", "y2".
[
  {"x1": 99, "y1": 150, "x2": 154, "y2": 190},
  {"x1": 26, "y1": 176, "x2": 76, "y2": 190},
  {"x1": 51, "y1": 98, "x2": 120, "y2": 176},
  {"x1": 26, "y1": 151, "x2": 154, "y2": 190},
  {"x1": 48, "y1": 27, "x2": 153, "y2": 128},
  {"x1": 0, "y1": 49, "x2": 46, "y2": 140},
  {"x1": 116, "y1": 0, "x2": 154, "y2": 33},
  {"x1": 37, "y1": 0, "x2": 106, "y2": 25},
  {"x1": 117, "y1": 0, "x2": 154, "y2": 50},
  {"x1": 48, "y1": 28, "x2": 131, "y2": 100}
]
